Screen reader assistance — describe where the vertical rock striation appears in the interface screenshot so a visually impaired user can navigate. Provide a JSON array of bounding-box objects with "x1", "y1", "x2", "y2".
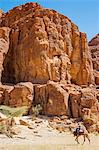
[
  {"x1": 0, "y1": 27, "x2": 10, "y2": 81},
  {"x1": 89, "y1": 34, "x2": 99, "y2": 85}
]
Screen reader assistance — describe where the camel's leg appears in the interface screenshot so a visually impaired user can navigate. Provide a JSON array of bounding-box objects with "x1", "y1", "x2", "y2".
[
  {"x1": 86, "y1": 134, "x2": 90, "y2": 144},
  {"x1": 82, "y1": 135, "x2": 86, "y2": 145},
  {"x1": 75, "y1": 135, "x2": 80, "y2": 144}
]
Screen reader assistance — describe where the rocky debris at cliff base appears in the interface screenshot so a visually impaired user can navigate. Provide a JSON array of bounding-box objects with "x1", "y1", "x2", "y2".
[
  {"x1": 0, "y1": 113, "x2": 99, "y2": 150},
  {"x1": 0, "y1": 81, "x2": 98, "y2": 125},
  {"x1": 0, "y1": 114, "x2": 99, "y2": 142}
]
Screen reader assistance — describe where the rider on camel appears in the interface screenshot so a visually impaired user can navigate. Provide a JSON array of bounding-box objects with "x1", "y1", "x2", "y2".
[{"x1": 76, "y1": 123, "x2": 83, "y2": 134}]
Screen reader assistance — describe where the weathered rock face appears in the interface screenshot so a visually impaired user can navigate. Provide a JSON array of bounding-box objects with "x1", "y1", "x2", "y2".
[
  {"x1": 69, "y1": 90, "x2": 81, "y2": 118},
  {"x1": 0, "y1": 2, "x2": 94, "y2": 85},
  {"x1": 0, "y1": 82, "x2": 33, "y2": 107},
  {"x1": 34, "y1": 81, "x2": 69, "y2": 116},
  {"x1": 34, "y1": 82, "x2": 99, "y2": 118},
  {"x1": 46, "y1": 82, "x2": 69, "y2": 115},
  {"x1": 89, "y1": 34, "x2": 99, "y2": 85},
  {"x1": 0, "y1": 27, "x2": 10, "y2": 81},
  {"x1": 80, "y1": 88, "x2": 98, "y2": 121}
]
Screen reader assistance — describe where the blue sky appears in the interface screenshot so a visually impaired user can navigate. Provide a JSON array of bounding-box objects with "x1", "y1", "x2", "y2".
[{"x1": 0, "y1": 0, "x2": 99, "y2": 41}]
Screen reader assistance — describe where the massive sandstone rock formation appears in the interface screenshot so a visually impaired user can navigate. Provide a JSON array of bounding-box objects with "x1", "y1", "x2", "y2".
[
  {"x1": 0, "y1": 2, "x2": 94, "y2": 85},
  {"x1": 0, "y1": 3, "x2": 98, "y2": 121},
  {"x1": 89, "y1": 34, "x2": 99, "y2": 85}
]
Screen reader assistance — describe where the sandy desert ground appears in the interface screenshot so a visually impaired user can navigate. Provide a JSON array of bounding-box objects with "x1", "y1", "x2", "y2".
[
  {"x1": 0, "y1": 132, "x2": 99, "y2": 150},
  {"x1": 0, "y1": 116, "x2": 99, "y2": 150}
]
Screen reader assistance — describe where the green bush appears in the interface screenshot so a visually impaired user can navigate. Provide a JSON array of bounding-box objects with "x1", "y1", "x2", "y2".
[
  {"x1": 0, "y1": 105, "x2": 28, "y2": 117},
  {"x1": 0, "y1": 124, "x2": 5, "y2": 134}
]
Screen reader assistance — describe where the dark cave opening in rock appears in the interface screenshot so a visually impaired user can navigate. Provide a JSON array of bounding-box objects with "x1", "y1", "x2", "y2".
[{"x1": 1, "y1": 49, "x2": 17, "y2": 84}]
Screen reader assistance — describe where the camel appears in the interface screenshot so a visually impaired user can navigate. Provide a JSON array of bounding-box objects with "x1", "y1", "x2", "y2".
[{"x1": 73, "y1": 125, "x2": 90, "y2": 144}]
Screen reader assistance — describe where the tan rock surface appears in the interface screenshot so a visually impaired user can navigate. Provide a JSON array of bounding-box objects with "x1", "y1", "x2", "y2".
[
  {"x1": 34, "y1": 82, "x2": 99, "y2": 118},
  {"x1": 9, "y1": 82, "x2": 33, "y2": 107},
  {"x1": 69, "y1": 91, "x2": 81, "y2": 118},
  {"x1": 94, "y1": 70, "x2": 99, "y2": 85},
  {"x1": 89, "y1": 34, "x2": 99, "y2": 85},
  {"x1": 80, "y1": 88, "x2": 99, "y2": 120},
  {"x1": 80, "y1": 88, "x2": 96, "y2": 108},
  {"x1": 46, "y1": 81, "x2": 69, "y2": 115},
  {"x1": 0, "y1": 2, "x2": 94, "y2": 85},
  {"x1": 0, "y1": 82, "x2": 33, "y2": 107},
  {"x1": 34, "y1": 81, "x2": 69, "y2": 116},
  {"x1": 0, "y1": 27, "x2": 10, "y2": 81}
]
